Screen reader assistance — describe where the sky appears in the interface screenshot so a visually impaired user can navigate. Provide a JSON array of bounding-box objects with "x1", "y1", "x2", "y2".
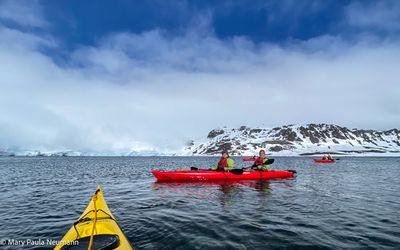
[{"x1": 0, "y1": 0, "x2": 399, "y2": 153}]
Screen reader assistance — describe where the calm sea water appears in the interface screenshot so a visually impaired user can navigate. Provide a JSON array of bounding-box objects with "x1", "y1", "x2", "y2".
[{"x1": 0, "y1": 156, "x2": 399, "y2": 249}]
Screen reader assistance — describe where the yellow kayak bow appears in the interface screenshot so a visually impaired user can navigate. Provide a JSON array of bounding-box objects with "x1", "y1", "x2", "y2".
[{"x1": 55, "y1": 185, "x2": 133, "y2": 250}]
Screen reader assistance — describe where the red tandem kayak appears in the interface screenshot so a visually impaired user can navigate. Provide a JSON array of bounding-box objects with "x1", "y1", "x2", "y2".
[
  {"x1": 152, "y1": 170, "x2": 296, "y2": 181},
  {"x1": 314, "y1": 159, "x2": 336, "y2": 163}
]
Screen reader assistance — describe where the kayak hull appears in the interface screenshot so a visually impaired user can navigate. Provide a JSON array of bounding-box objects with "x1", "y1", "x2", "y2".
[
  {"x1": 152, "y1": 170, "x2": 295, "y2": 181},
  {"x1": 314, "y1": 159, "x2": 336, "y2": 163},
  {"x1": 55, "y1": 185, "x2": 133, "y2": 250}
]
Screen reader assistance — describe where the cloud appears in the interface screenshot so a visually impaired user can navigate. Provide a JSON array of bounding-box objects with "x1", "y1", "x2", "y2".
[
  {"x1": 345, "y1": 0, "x2": 400, "y2": 32},
  {"x1": 0, "y1": 1, "x2": 399, "y2": 153},
  {"x1": 0, "y1": 0, "x2": 48, "y2": 28}
]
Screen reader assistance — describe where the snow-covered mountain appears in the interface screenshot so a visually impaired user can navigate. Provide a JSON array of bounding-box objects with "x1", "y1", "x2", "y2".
[
  {"x1": 2, "y1": 123, "x2": 399, "y2": 156},
  {"x1": 0, "y1": 149, "x2": 176, "y2": 157},
  {"x1": 183, "y1": 124, "x2": 400, "y2": 156}
]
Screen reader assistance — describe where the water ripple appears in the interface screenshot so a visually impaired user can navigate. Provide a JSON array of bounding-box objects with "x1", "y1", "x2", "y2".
[{"x1": 0, "y1": 156, "x2": 399, "y2": 249}]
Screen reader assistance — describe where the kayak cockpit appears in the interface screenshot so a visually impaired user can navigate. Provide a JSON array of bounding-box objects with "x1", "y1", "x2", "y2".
[{"x1": 60, "y1": 234, "x2": 120, "y2": 250}]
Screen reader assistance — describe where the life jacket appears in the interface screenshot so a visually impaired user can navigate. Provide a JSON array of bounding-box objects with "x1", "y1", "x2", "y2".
[
  {"x1": 217, "y1": 158, "x2": 228, "y2": 169},
  {"x1": 254, "y1": 157, "x2": 267, "y2": 166}
]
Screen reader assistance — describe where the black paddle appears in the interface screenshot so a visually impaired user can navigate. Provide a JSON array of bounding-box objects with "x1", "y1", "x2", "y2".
[
  {"x1": 243, "y1": 158, "x2": 275, "y2": 170},
  {"x1": 191, "y1": 159, "x2": 275, "y2": 175},
  {"x1": 190, "y1": 167, "x2": 243, "y2": 174},
  {"x1": 266, "y1": 158, "x2": 275, "y2": 164},
  {"x1": 229, "y1": 166, "x2": 295, "y2": 176},
  {"x1": 229, "y1": 169, "x2": 244, "y2": 175},
  {"x1": 190, "y1": 166, "x2": 296, "y2": 175},
  {"x1": 231, "y1": 168, "x2": 297, "y2": 175},
  {"x1": 190, "y1": 167, "x2": 207, "y2": 170}
]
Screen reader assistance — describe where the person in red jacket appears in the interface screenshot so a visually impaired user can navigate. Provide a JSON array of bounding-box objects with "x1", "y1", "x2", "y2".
[
  {"x1": 243, "y1": 149, "x2": 271, "y2": 171},
  {"x1": 211, "y1": 150, "x2": 235, "y2": 171}
]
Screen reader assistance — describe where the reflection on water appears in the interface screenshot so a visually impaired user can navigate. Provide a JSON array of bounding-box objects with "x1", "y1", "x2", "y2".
[
  {"x1": 251, "y1": 180, "x2": 271, "y2": 193},
  {"x1": 153, "y1": 180, "x2": 276, "y2": 206},
  {"x1": 153, "y1": 180, "x2": 272, "y2": 192}
]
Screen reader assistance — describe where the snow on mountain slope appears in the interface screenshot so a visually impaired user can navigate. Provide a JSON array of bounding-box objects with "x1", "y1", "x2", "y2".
[
  {"x1": 1, "y1": 123, "x2": 399, "y2": 156},
  {"x1": 183, "y1": 124, "x2": 400, "y2": 156}
]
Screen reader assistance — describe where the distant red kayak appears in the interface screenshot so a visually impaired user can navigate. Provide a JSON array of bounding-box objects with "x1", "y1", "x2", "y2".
[
  {"x1": 314, "y1": 159, "x2": 336, "y2": 163},
  {"x1": 152, "y1": 170, "x2": 296, "y2": 181}
]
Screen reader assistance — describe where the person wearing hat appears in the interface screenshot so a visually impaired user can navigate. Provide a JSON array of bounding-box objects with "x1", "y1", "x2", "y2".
[
  {"x1": 211, "y1": 150, "x2": 235, "y2": 171},
  {"x1": 250, "y1": 149, "x2": 271, "y2": 171}
]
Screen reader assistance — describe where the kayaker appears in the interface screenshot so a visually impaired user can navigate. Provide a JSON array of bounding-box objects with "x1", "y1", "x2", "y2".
[
  {"x1": 211, "y1": 150, "x2": 234, "y2": 171},
  {"x1": 327, "y1": 154, "x2": 333, "y2": 160},
  {"x1": 322, "y1": 155, "x2": 328, "y2": 160},
  {"x1": 251, "y1": 149, "x2": 271, "y2": 171}
]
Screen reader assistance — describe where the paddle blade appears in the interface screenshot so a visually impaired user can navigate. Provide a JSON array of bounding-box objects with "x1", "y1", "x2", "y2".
[
  {"x1": 266, "y1": 159, "x2": 275, "y2": 164},
  {"x1": 190, "y1": 167, "x2": 199, "y2": 170},
  {"x1": 229, "y1": 169, "x2": 244, "y2": 175}
]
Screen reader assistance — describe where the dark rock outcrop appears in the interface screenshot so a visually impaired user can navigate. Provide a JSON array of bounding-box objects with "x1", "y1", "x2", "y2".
[{"x1": 207, "y1": 129, "x2": 225, "y2": 139}]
